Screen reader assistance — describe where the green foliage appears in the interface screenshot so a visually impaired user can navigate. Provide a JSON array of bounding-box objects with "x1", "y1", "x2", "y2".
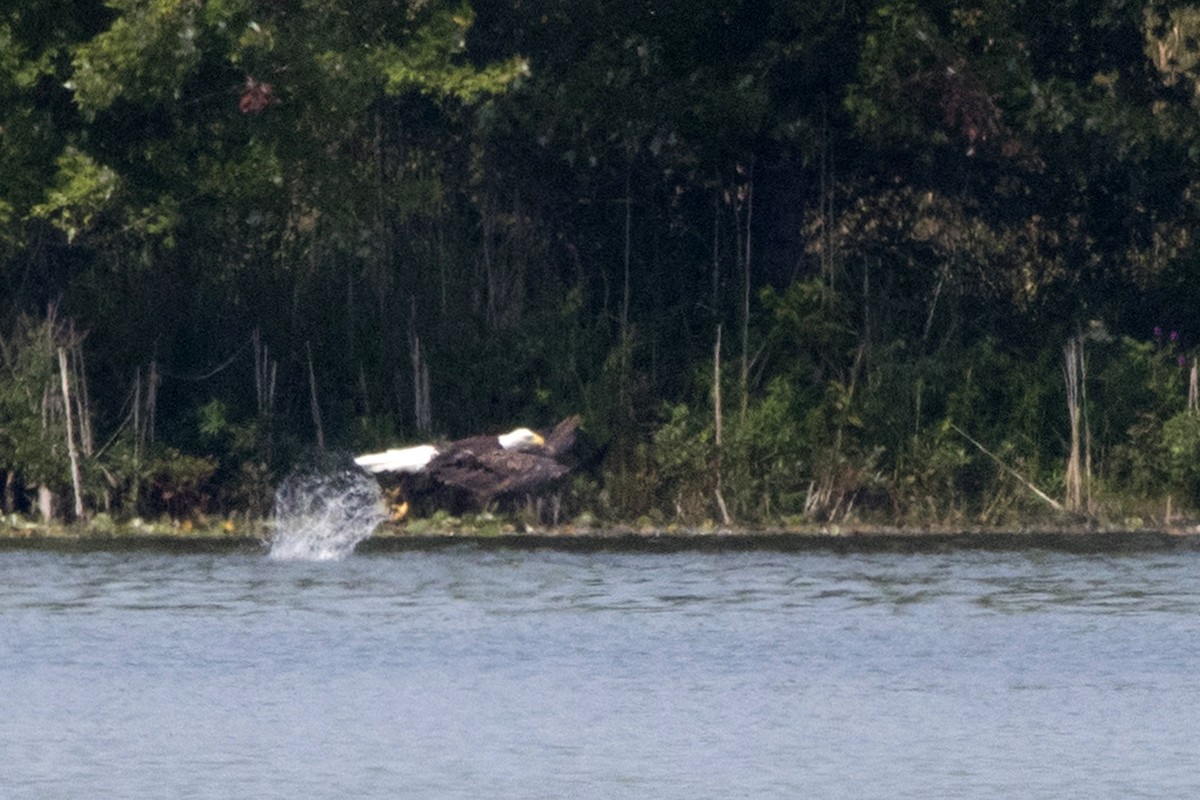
[
  {"x1": 723, "y1": 378, "x2": 810, "y2": 519},
  {"x1": 1100, "y1": 334, "x2": 1195, "y2": 502},
  {"x1": 651, "y1": 402, "x2": 714, "y2": 520},
  {"x1": 845, "y1": 0, "x2": 941, "y2": 146},
  {"x1": 759, "y1": 277, "x2": 851, "y2": 387},
  {"x1": 1160, "y1": 411, "x2": 1200, "y2": 504},
  {"x1": 4, "y1": 0, "x2": 1200, "y2": 527},
  {"x1": 373, "y1": 4, "x2": 529, "y2": 103},
  {"x1": 145, "y1": 447, "x2": 218, "y2": 519},
  {"x1": 68, "y1": 0, "x2": 203, "y2": 114},
  {"x1": 0, "y1": 315, "x2": 67, "y2": 487},
  {"x1": 646, "y1": 369, "x2": 878, "y2": 524},
  {"x1": 0, "y1": 5, "x2": 96, "y2": 202},
  {"x1": 29, "y1": 147, "x2": 119, "y2": 243},
  {"x1": 944, "y1": 338, "x2": 1050, "y2": 453},
  {"x1": 196, "y1": 398, "x2": 274, "y2": 515},
  {"x1": 0, "y1": 23, "x2": 53, "y2": 92},
  {"x1": 890, "y1": 427, "x2": 971, "y2": 523}
]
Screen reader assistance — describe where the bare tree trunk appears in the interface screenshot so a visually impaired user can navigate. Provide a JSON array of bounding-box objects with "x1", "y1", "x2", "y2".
[
  {"x1": 481, "y1": 192, "x2": 495, "y2": 325},
  {"x1": 132, "y1": 366, "x2": 142, "y2": 508},
  {"x1": 58, "y1": 347, "x2": 84, "y2": 520},
  {"x1": 862, "y1": 256, "x2": 872, "y2": 355},
  {"x1": 133, "y1": 367, "x2": 141, "y2": 447},
  {"x1": 134, "y1": 359, "x2": 160, "y2": 452},
  {"x1": 739, "y1": 158, "x2": 754, "y2": 424},
  {"x1": 345, "y1": 275, "x2": 367, "y2": 418},
  {"x1": 614, "y1": 163, "x2": 634, "y2": 417},
  {"x1": 146, "y1": 359, "x2": 159, "y2": 444},
  {"x1": 1081, "y1": 339, "x2": 1093, "y2": 514},
  {"x1": 436, "y1": 198, "x2": 448, "y2": 316},
  {"x1": 409, "y1": 297, "x2": 432, "y2": 435},
  {"x1": 37, "y1": 485, "x2": 56, "y2": 522},
  {"x1": 306, "y1": 340, "x2": 325, "y2": 452},
  {"x1": 712, "y1": 191, "x2": 721, "y2": 312},
  {"x1": 621, "y1": 164, "x2": 632, "y2": 344},
  {"x1": 129, "y1": 359, "x2": 158, "y2": 513},
  {"x1": 69, "y1": 338, "x2": 94, "y2": 458},
  {"x1": 1063, "y1": 337, "x2": 1083, "y2": 513},
  {"x1": 252, "y1": 328, "x2": 277, "y2": 417},
  {"x1": 713, "y1": 324, "x2": 731, "y2": 526},
  {"x1": 1190, "y1": 358, "x2": 1199, "y2": 413},
  {"x1": 819, "y1": 106, "x2": 836, "y2": 303},
  {"x1": 358, "y1": 364, "x2": 371, "y2": 420}
]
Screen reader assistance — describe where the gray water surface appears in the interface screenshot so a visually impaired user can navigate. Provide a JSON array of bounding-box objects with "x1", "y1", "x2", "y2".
[{"x1": 3, "y1": 541, "x2": 1199, "y2": 798}]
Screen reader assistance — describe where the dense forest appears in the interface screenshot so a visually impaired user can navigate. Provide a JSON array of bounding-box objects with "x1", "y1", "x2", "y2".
[{"x1": 3, "y1": 0, "x2": 1200, "y2": 527}]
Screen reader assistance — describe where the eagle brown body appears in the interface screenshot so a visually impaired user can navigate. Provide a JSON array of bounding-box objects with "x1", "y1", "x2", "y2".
[{"x1": 358, "y1": 416, "x2": 581, "y2": 517}]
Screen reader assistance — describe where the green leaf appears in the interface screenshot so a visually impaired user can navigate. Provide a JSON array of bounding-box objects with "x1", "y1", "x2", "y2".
[{"x1": 29, "y1": 147, "x2": 119, "y2": 243}]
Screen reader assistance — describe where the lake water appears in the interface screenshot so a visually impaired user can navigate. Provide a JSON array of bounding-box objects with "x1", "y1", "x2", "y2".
[{"x1": 3, "y1": 534, "x2": 1200, "y2": 798}]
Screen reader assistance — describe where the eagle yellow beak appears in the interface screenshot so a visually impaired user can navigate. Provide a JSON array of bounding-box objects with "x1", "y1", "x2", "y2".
[{"x1": 532, "y1": 433, "x2": 546, "y2": 447}]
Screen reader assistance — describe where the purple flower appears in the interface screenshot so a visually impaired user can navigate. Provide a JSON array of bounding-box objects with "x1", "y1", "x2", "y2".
[
  {"x1": 1154, "y1": 326, "x2": 1163, "y2": 339},
  {"x1": 1178, "y1": 354, "x2": 1187, "y2": 367},
  {"x1": 1171, "y1": 330, "x2": 1180, "y2": 342}
]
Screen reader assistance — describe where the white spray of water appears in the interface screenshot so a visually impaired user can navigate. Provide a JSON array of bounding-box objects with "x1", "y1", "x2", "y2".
[{"x1": 270, "y1": 467, "x2": 386, "y2": 561}]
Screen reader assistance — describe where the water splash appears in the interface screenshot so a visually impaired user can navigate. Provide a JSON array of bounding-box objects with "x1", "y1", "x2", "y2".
[{"x1": 270, "y1": 467, "x2": 385, "y2": 561}]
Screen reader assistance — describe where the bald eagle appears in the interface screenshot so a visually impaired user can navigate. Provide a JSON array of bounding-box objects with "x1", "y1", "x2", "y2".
[{"x1": 354, "y1": 416, "x2": 581, "y2": 518}]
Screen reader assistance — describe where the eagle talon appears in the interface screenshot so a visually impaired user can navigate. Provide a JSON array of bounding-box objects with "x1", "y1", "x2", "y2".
[{"x1": 389, "y1": 500, "x2": 410, "y2": 522}]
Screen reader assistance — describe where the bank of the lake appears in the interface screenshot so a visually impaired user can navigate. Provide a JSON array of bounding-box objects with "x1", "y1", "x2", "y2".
[{"x1": 5, "y1": 514, "x2": 1200, "y2": 554}]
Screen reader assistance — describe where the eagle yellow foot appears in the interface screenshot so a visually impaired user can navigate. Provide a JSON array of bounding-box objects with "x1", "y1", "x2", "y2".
[{"x1": 381, "y1": 482, "x2": 409, "y2": 522}]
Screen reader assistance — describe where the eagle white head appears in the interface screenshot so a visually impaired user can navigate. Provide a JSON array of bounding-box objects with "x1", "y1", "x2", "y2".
[{"x1": 498, "y1": 427, "x2": 545, "y2": 451}]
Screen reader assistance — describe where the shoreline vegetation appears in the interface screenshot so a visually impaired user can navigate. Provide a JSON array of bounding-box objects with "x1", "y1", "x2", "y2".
[
  {"x1": 4, "y1": 511, "x2": 1200, "y2": 554},
  {"x1": 8, "y1": 3, "x2": 1200, "y2": 533}
]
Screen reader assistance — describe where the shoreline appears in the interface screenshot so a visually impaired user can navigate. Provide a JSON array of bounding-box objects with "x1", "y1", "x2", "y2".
[{"x1": 3, "y1": 517, "x2": 1200, "y2": 554}]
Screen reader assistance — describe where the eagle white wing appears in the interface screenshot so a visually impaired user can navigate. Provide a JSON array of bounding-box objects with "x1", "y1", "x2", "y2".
[{"x1": 353, "y1": 444, "x2": 439, "y2": 474}]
